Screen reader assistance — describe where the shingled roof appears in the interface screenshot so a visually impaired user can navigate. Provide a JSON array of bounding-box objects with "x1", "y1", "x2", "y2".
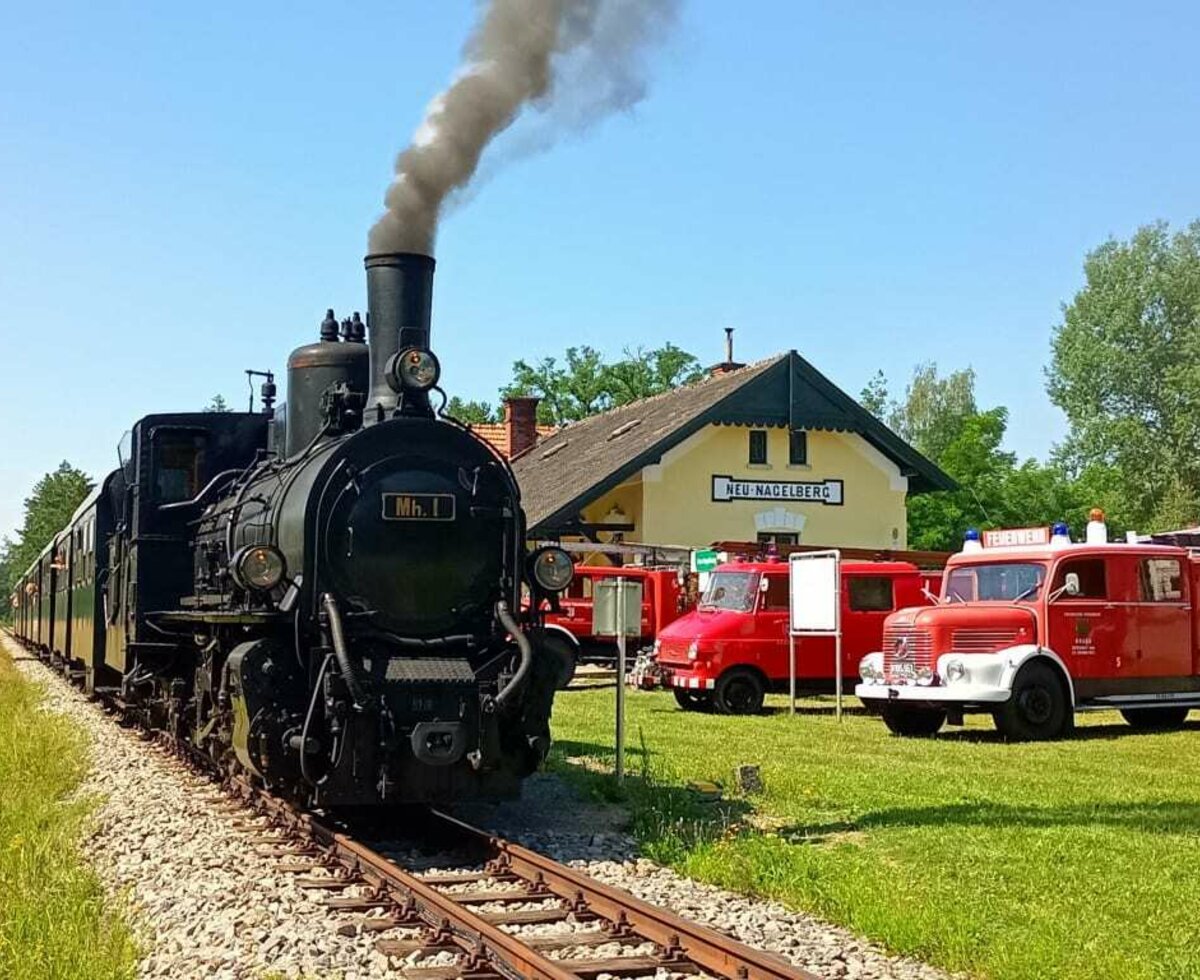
[{"x1": 511, "y1": 350, "x2": 955, "y2": 534}]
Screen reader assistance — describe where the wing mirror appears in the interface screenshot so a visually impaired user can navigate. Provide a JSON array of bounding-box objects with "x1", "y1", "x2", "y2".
[
  {"x1": 759, "y1": 577, "x2": 771, "y2": 592},
  {"x1": 1063, "y1": 572, "x2": 1081, "y2": 597}
]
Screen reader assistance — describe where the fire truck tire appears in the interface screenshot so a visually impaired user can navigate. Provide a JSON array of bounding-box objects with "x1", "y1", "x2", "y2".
[
  {"x1": 992, "y1": 661, "x2": 1070, "y2": 741},
  {"x1": 673, "y1": 689, "x2": 713, "y2": 711},
  {"x1": 1120, "y1": 707, "x2": 1190, "y2": 730},
  {"x1": 713, "y1": 669, "x2": 766, "y2": 715},
  {"x1": 880, "y1": 706, "x2": 946, "y2": 737},
  {"x1": 540, "y1": 632, "x2": 578, "y2": 690}
]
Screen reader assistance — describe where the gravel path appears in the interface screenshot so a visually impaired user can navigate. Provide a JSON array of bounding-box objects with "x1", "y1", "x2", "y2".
[{"x1": 9, "y1": 637, "x2": 955, "y2": 979}]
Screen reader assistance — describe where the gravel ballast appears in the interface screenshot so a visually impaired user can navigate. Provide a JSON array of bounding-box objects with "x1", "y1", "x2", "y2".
[{"x1": 9, "y1": 638, "x2": 952, "y2": 979}]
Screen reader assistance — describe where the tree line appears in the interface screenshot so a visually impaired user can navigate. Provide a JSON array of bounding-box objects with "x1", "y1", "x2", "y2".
[{"x1": 3, "y1": 219, "x2": 1197, "y2": 601}]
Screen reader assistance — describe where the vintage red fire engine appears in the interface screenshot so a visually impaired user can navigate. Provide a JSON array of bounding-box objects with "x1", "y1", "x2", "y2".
[
  {"x1": 650, "y1": 559, "x2": 939, "y2": 714},
  {"x1": 541, "y1": 565, "x2": 692, "y2": 665},
  {"x1": 856, "y1": 517, "x2": 1200, "y2": 739}
]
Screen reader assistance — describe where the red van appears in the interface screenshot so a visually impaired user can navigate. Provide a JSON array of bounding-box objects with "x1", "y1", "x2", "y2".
[{"x1": 651, "y1": 559, "x2": 938, "y2": 714}]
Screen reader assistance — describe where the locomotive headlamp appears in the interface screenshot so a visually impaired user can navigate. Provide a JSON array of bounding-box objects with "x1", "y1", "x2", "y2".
[
  {"x1": 232, "y1": 545, "x2": 287, "y2": 592},
  {"x1": 529, "y1": 547, "x2": 574, "y2": 593},
  {"x1": 386, "y1": 347, "x2": 441, "y2": 392}
]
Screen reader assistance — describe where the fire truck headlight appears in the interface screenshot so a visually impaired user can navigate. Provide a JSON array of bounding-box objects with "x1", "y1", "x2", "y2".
[
  {"x1": 915, "y1": 666, "x2": 936, "y2": 686},
  {"x1": 859, "y1": 656, "x2": 882, "y2": 683},
  {"x1": 687, "y1": 640, "x2": 700, "y2": 661},
  {"x1": 945, "y1": 658, "x2": 968, "y2": 684}
]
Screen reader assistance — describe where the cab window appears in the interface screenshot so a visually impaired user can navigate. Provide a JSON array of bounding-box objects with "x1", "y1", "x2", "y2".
[
  {"x1": 761, "y1": 574, "x2": 789, "y2": 611},
  {"x1": 1053, "y1": 558, "x2": 1107, "y2": 599},
  {"x1": 849, "y1": 576, "x2": 894, "y2": 612},
  {"x1": 153, "y1": 430, "x2": 207, "y2": 503},
  {"x1": 1140, "y1": 559, "x2": 1184, "y2": 602}
]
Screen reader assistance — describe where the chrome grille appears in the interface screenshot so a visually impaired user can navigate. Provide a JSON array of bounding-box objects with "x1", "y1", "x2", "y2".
[
  {"x1": 882, "y1": 625, "x2": 934, "y2": 674},
  {"x1": 951, "y1": 629, "x2": 1020, "y2": 653}
]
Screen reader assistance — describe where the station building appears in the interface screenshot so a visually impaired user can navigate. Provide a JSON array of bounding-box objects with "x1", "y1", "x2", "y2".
[{"x1": 504, "y1": 350, "x2": 953, "y2": 552}]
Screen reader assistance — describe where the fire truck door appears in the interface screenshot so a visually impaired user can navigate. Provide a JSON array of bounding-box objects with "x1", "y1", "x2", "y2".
[
  {"x1": 1047, "y1": 557, "x2": 1121, "y2": 686},
  {"x1": 1133, "y1": 556, "x2": 1191, "y2": 678}
]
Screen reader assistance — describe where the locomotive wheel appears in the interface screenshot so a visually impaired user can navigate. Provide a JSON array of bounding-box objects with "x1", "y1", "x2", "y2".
[
  {"x1": 1120, "y1": 707, "x2": 1190, "y2": 730},
  {"x1": 993, "y1": 661, "x2": 1070, "y2": 741},
  {"x1": 880, "y1": 705, "x2": 945, "y2": 737},
  {"x1": 713, "y1": 669, "x2": 765, "y2": 715},
  {"x1": 673, "y1": 688, "x2": 713, "y2": 711}
]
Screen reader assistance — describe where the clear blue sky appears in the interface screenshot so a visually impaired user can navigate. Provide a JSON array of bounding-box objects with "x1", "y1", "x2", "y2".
[{"x1": 2, "y1": 1, "x2": 1198, "y2": 538}]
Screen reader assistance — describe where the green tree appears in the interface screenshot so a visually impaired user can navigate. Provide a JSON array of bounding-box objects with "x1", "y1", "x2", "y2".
[
  {"x1": 4, "y1": 462, "x2": 94, "y2": 590},
  {"x1": 446, "y1": 397, "x2": 499, "y2": 424},
  {"x1": 501, "y1": 343, "x2": 703, "y2": 426},
  {"x1": 204, "y1": 394, "x2": 232, "y2": 412},
  {"x1": 1049, "y1": 220, "x2": 1200, "y2": 532},
  {"x1": 859, "y1": 370, "x2": 890, "y2": 418}
]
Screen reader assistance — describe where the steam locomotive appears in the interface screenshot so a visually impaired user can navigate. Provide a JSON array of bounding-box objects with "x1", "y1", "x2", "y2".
[{"x1": 9, "y1": 252, "x2": 574, "y2": 805}]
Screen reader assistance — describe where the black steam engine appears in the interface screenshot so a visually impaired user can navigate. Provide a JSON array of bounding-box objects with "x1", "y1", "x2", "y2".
[{"x1": 10, "y1": 252, "x2": 574, "y2": 806}]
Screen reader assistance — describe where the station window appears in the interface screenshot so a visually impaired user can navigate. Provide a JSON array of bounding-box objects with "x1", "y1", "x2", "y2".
[
  {"x1": 1140, "y1": 559, "x2": 1183, "y2": 602},
  {"x1": 789, "y1": 429, "x2": 808, "y2": 465},
  {"x1": 1053, "y1": 558, "x2": 1107, "y2": 599},
  {"x1": 756, "y1": 532, "x2": 798, "y2": 546},
  {"x1": 748, "y1": 430, "x2": 768, "y2": 465},
  {"x1": 849, "y1": 576, "x2": 894, "y2": 612}
]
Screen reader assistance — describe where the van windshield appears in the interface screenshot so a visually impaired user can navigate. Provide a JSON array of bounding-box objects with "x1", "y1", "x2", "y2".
[
  {"x1": 700, "y1": 571, "x2": 757, "y2": 612},
  {"x1": 945, "y1": 562, "x2": 1047, "y2": 602}
]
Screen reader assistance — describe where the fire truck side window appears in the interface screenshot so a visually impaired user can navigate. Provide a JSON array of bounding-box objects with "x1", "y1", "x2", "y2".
[
  {"x1": 1139, "y1": 559, "x2": 1184, "y2": 602},
  {"x1": 1053, "y1": 559, "x2": 1107, "y2": 599},
  {"x1": 849, "y1": 576, "x2": 894, "y2": 611},
  {"x1": 762, "y1": 574, "x2": 789, "y2": 610}
]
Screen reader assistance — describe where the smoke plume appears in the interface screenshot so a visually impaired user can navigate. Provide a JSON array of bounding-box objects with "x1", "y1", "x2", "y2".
[{"x1": 369, "y1": 0, "x2": 679, "y2": 256}]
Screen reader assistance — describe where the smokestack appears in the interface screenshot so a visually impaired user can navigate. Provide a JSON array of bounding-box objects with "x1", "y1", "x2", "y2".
[
  {"x1": 725, "y1": 327, "x2": 734, "y2": 364},
  {"x1": 504, "y1": 395, "x2": 541, "y2": 458},
  {"x1": 364, "y1": 252, "x2": 436, "y2": 421}
]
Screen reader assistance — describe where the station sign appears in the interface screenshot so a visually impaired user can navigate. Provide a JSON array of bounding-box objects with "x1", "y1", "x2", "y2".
[
  {"x1": 981, "y1": 526, "x2": 1050, "y2": 548},
  {"x1": 693, "y1": 549, "x2": 720, "y2": 573},
  {"x1": 711, "y1": 475, "x2": 843, "y2": 506}
]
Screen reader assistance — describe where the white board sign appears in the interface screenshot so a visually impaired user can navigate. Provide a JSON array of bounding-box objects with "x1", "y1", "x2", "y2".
[{"x1": 788, "y1": 551, "x2": 839, "y2": 633}]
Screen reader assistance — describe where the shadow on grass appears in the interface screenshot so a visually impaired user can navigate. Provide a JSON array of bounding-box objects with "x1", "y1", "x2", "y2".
[
  {"x1": 778, "y1": 799, "x2": 1200, "y2": 842},
  {"x1": 935, "y1": 719, "x2": 1200, "y2": 744}
]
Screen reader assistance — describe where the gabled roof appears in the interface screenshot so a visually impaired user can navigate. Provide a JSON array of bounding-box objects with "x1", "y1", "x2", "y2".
[
  {"x1": 468, "y1": 422, "x2": 558, "y2": 459},
  {"x1": 511, "y1": 350, "x2": 955, "y2": 534}
]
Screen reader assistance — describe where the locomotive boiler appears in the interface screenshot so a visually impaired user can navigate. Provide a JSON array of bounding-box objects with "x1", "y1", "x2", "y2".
[{"x1": 10, "y1": 252, "x2": 573, "y2": 807}]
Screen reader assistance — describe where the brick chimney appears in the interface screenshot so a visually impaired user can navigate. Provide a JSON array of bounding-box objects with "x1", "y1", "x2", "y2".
[{"x1": 504, "y1": 396, "x2": 541, "y2": 458}]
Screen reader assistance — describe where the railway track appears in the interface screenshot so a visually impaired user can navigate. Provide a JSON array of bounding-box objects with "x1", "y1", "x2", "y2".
[{"x1": 8, "y1": 631, "x2": 817, "y2": 980}]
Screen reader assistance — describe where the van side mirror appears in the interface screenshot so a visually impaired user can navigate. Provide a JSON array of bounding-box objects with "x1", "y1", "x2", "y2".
[{"x1": 1063, "y1": 572, "x2": 1081, "y2": 597}]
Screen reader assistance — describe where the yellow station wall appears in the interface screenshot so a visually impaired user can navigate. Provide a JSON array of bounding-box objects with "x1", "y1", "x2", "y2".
[{"x1": 579, "y1": 424, "x2": 909, "y2": 551}]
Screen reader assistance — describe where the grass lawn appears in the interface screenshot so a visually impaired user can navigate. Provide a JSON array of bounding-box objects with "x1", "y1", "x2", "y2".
[
  {"x1": 0, "y1": 642, "x2": 138, "y2": 979},
  {"x1": 547, "y1": 687, "x2": 1200, "y2": 980}
]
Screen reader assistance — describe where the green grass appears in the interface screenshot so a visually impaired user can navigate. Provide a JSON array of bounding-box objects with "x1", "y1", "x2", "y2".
[
  {"x1": 547, "y1": 689, "x2": 1200, "y2": 980},
  {"x1": 0, "y1": 643, "x2": 138, "y2": 979}
]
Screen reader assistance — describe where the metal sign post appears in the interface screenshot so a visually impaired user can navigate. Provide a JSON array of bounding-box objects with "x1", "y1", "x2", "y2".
[
  {"x1": 787, "y1": 549, "x2": 843, "y2": 720},
  {"x1": 594, "y1": 576, "x2": 644, "y2": 783}
]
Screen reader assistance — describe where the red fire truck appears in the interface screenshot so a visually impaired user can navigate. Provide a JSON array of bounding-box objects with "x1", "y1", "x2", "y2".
[
  {"x1": 650, "y1": 559, "x2": 939, "y2": 714},
  {"x1": 541, "y1": 565, "x2": 693, "y2": 672},
  {"x1": 856, "y1": 524, "x2": 1200, "y2": 739}
]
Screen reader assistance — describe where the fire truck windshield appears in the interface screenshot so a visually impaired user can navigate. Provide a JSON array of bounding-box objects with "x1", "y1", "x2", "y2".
[
  {"x1": 700, "y1": 571, "x2": 757, "y2": 612},
  {"x1": 945, "y1": 562, "x2": 1047, "y2": 603}
]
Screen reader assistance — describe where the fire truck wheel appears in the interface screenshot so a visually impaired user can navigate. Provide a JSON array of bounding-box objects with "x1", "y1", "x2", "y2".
[
  {"x1": 880, "y1": 705, "x2": 946, "y2": 737},
  {"x1": 540, "y1": 633, "x2": 578, "y2": 690},
  {"x1": 1120, "y1": 707, "x2": 1190, "y2": 730},
  {"x1": 993, "y1": 661, "x2": 1069, "y2": 741},
  {"x1": 713, "y1": 669, "x2": 765, "y2": 715},
  {"x1": 673, "y1": 689, "x2": 713, "y2": 711}
]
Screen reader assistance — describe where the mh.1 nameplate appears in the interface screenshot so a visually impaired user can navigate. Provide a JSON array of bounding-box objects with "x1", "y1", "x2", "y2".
[{"x1": 381, "y1": 493, "x2": 456, "y2": 522}]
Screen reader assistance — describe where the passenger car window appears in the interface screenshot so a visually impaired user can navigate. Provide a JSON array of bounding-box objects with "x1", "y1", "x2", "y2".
[
  {"x1": 762, "y1": 575, "x2": 789, "y2": 610},
  {"x1": 1053, "y1": 558, "x2": 1107, "y2": 599},
  {"x1": 1140, "y1": 559, "x2": 1184, "y2": 602},
  {"x1": 849, "y1": 576, "x2": 894, "y2": 612}
]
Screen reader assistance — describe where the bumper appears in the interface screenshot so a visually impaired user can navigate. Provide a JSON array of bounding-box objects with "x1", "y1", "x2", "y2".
[
  {"x1": 657, "y1": 666, "x2": 716, "y2": 691},
  {"x1": 856, "y1": 681, "x2": 1010, "y2": 704}
]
